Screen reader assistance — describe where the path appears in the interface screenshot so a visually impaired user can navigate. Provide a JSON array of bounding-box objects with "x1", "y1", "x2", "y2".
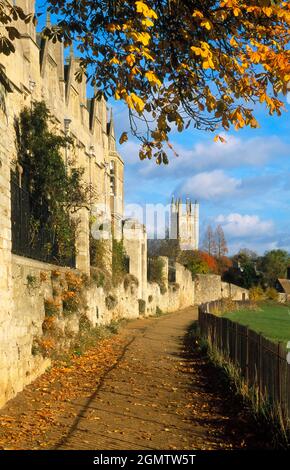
[{"x1": 0, "y1": 307, "x2": 268, "y2": 450}]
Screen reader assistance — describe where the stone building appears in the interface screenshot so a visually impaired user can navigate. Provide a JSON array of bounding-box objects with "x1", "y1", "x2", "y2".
[
  {"x1": 170, "y1": 197, "x2": 199, "y2": 250},
  {"x1": 0, "y1": 0, "x2": 124, "y2": 274}
]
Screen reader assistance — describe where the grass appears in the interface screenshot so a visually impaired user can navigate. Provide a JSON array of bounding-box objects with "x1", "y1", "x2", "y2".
[{"x1": 223, "y1": 301, "x2": 290, "y2": 345}]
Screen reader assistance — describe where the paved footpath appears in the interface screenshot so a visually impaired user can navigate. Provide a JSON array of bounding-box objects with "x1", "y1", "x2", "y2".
[{"x1": 0, "y1": 307, "x2": 268, "y2": 450}]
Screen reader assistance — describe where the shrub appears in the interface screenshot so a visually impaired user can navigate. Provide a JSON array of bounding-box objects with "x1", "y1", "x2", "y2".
[
  {"x1": 62, "y1": 290, "x2": 81, "y2": 315},
  {"x1": 265, "y1": 287, "x2": 279, "y2": 301},
  {"x1": 44, "y1": 298, "x2": 60, "y2": 317},
  {"x1": 90, "y1": 266, "x2": 112, "y2": 292},
  {"x1": 249, "y1": 286, "x2": 265, "y2": 302},
  {"x1": 177, "y1": 250, "x2": 209, "y2": 278},
  {"x1": 42, "y1": 316, "x2": 56, "y2": 333}
]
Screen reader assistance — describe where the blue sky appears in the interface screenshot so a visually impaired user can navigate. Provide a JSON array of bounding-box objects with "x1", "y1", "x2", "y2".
[{"x1": 112, "y1": 97, "x2": 290, "y2": 255}]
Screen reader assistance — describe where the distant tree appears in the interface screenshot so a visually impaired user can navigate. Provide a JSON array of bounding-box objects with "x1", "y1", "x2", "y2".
[
  {"x1": 258, "y1": 249, "x2": 290, "y2": 287},
  {"x1": 202, "y1": 225, "x2": 217, "y2": 257},
  {"x1": 199, "y1": 251, "x2": 218, "y2": 273},
  {"x1": 238, "y1": 248, "x2": 258, "y2": 261},
  {"x1": 216, "y1": 255, "x2": 233, "y2": 276},
  {"x1": 178, "y1": 250, "x2": 218, "y2": 277},
  {"x1": 178, "y1": 250, "x2": 209, "y2": 278},
  {"x1": 223, "y1": 250, "x2": 260, "y2": 288},
  {"x1": 215, "y1": 225, "x2": 228, "y2": 258}
]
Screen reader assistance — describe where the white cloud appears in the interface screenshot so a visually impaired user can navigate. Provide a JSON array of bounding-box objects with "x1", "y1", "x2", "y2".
[
  {"x1": 215, "y1": 213, "x2": 274, "y2": 239},
  {"x1": 180, "y1": 170, "x2": 241, "y2": 200},
  {"x1": 138, "y1": 134, "x2": 288, "y2": 178}
]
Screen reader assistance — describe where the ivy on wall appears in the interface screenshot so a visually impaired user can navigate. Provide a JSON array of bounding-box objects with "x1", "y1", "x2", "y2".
[
  {"x1": 112, "y1": 239, "x2": 128, "y2": 287},
  {"x1": 14, "y1": 101, "x2": 90, "y2": 262}
]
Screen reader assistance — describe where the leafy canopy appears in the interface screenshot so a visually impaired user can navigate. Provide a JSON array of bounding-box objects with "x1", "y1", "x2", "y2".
[{"x1": 3, "y1": 1, "x2": 290, "y2": 163}]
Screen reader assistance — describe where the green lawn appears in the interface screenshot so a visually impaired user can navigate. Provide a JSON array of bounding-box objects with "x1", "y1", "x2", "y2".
[{"x1": 223, "y1": 302, "x2": 290, "y2": 344}]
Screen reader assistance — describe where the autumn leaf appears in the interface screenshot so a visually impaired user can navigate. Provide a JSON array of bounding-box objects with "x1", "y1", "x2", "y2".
[{"x1": 119, "y1": 132, "x2": 128, "y2": 144}]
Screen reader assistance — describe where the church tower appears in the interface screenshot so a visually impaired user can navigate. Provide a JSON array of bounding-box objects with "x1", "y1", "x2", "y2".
[{"x1": 170, "y1": 197, "x2": 199, "y2": 250}]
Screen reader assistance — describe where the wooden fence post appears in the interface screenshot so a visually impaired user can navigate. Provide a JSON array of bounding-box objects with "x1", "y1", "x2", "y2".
[
  {"x1": 258, "y1": 333, "x2": 262, "y2": 405},
  {"x1": 234, "y1": 322, "x2": 238, "y2": 364},
  {"x1": 277, "y1": 341, "x2": 282, "y2": 408},
  {"x1": 245, "y1": 327, "x2": 249, "y2": 384}
]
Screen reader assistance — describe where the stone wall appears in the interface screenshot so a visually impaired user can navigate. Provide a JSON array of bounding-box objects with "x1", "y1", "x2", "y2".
[
  {"x1": 0, "y1": 253, "x2": 249, "y2": 408},
  {"x1": 194, "y1": 274, "x2": 249, "y2": 304},
  {"x1": 0, "y1": 255, "x2": 196, "y2": 407}
]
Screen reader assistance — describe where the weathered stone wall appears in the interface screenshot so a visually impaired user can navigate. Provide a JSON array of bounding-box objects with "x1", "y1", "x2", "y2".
[
  {"x1": 0, "y1": 252, "x2": 249, "y2": 408},
  {"x1": 195, "y1": 274, "x2": 249, "y2": 304}
]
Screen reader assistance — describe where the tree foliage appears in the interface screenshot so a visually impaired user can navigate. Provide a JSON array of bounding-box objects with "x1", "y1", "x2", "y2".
[
  {"x1": 2, "y1": 0, "x2": 290, "y2": 163},
  {"x1": 258, "y1": 249, "x2": 290, "y2": 287},
  {"x1": 178, "y1": 249, "x2": 218, "y2": 277}
]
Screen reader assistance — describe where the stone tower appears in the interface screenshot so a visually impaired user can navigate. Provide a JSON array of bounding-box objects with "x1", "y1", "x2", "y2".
[{"x1": 170, "y1": 197, "x2": 199, "y2": 250}]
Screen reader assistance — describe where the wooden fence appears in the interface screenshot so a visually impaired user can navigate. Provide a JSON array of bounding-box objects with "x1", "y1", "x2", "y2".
[{"x1": 198, "y1": 301, "x2": 290, "y2": 425}]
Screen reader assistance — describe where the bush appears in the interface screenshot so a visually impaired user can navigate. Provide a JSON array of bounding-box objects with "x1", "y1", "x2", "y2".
[
  {"x1": 90, "y1": 267, "x2": 112, "y2": 292},
  {"x1": 177, "y1": 250, "x2": 210, "y2": 278},
  {"x1": 249, "y1": 286, "x2": 265, "y2": 302},
  {"x1": 44, "y1": 298, "x2": 60, "y2": 317},
  {"x1": 265, "y1": 287, "x2": 279, "y2": 301}
]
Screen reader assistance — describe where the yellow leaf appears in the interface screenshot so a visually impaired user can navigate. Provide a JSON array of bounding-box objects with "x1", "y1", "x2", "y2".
[
  {"x1": 135, "y1": 1, "x2": 158, "y2": 19},
  {"x1": 126, "y1": 54, "x2": 136, "y2": 67},
  {"x1": 202, "y1": 57, "x2": 215, "y2": 69},
  {"x1": 145, "y1": 71, "x2": 162, "y2": 87},
  {"x1": 230, "y1": 36, "x2": 238, "y2": 47},
  {"x1": 142, "y1": 18, "x2": 154, "y2": 27},
  {"x1": 192, "y1": 10, "x2": 204, "y2": 18},
  {"x1": 130, "y1": 93, "x2": 145, "y2": 113},
  {"x1": 110, "y1": 57, "x2": 120, "y2": 65},
  {"x1": 201, "y1": 20, "x2": 212, "y2": 30}
]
